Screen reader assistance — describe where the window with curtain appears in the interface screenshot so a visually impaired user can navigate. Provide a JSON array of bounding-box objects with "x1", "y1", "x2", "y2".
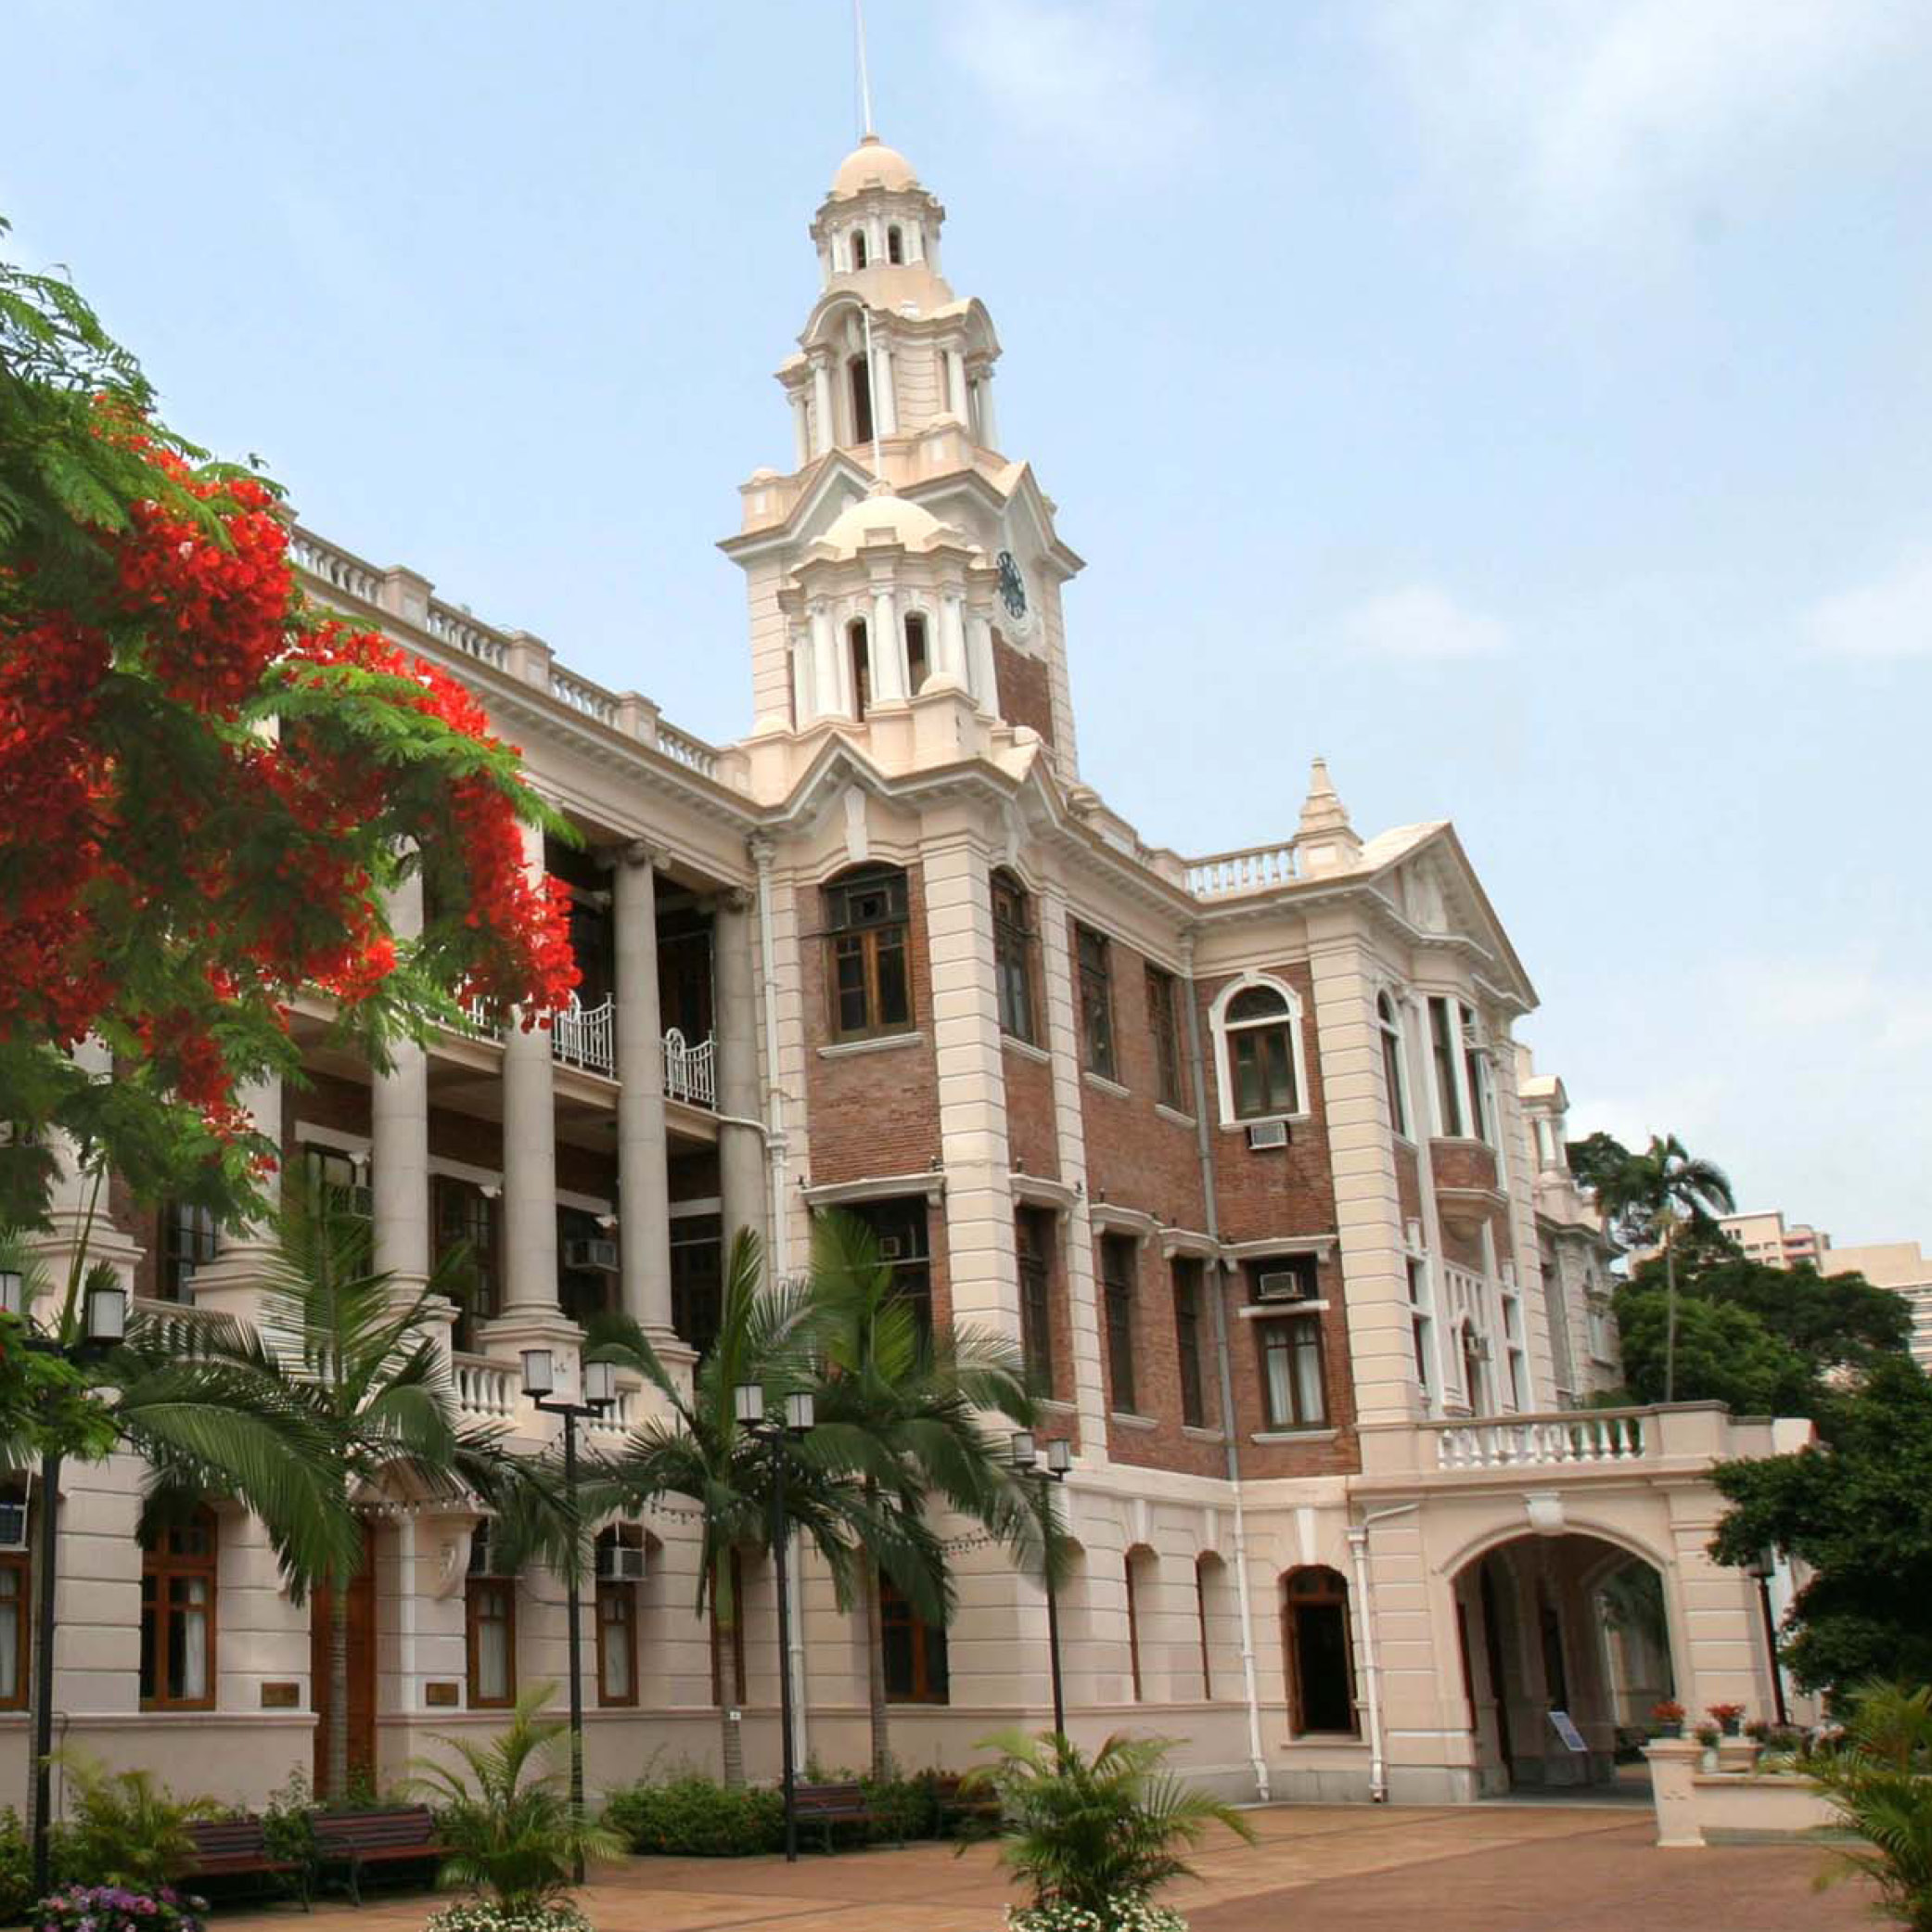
[
  {"x1": 595, "y1": 1528, "x2": 640, "y2": 1708},
  {"x1": 879, "y1": 1574, "x2": 950, "y2": 1704},
  {"x1": 1075, "y1": 925, "x2": 1116, "y2": 1080},
  {"x1": 1100, "y1": 1235, "x2": 1138, "y2": 1413},
  {"x1": 1377, "y1": 992, "x2": 1409, "y2": 1139},
  {"x1": 825, "y1": 867, "x2": 913, "y2": 1042},
  {"x1": 1260, "y1": 1317, "x2": 1327, "y2": 1429},
  {"x1": 1145, "y1": 966, "x2": 1184, "y2": 1110},
  {"x1": 140, "y1": 1509, "x2": 217, "y2": 1709},
  {"x1": 1172, "y1": 1257, "x2": 1208, "y2": 1428},
  {"x1": 991, "y1": 871, "x2": 1035, "y2": 1043},
  {"x1": 466, "y1": 1534, "x2": 517, "y2": 1709}
]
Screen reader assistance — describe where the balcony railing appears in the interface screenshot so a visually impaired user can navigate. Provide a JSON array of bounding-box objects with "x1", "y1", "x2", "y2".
[
  {"x1": 551, "y1": 993, "x2": 616, "y2": 1078},
  {"x1": 1184, "y1": 842, "x2": 1299, "y2": 899},
  {"x1": 663, "y1": 1027, "x2": 715, "y2": 1108},
  {"x1": 451, "y1": 1351, "x2": 518, "y2": 1423},
  {"x1": 1431, "y1": 1409, "x2": 1651, "y2": 1471}
]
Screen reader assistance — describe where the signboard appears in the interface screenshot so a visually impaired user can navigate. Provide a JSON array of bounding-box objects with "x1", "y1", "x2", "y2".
[
  {"x1": 1548, "y1": 1708, "x2": 1589, "y2": 1753},
  {"x1": 259, "y1": 1682, "x2": 299, "y2": 1709},
  {"x1": 425, "y1": 1682, "x2": 462, "y2": 1708}
]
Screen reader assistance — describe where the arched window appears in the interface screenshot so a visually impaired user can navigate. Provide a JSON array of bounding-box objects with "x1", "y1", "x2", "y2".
[
  {"x1": 595, "y1": 1526, "x2": 644, "y2": 1708},
  {"x1": 991, "y1": 868, "x2": 1035, "y2": 1043},
  {"x1": 879, "y1": 1573, "x2": 949, "y2": 1704},
  {"x1": 1377, "y1": 992, "x2": 1410, "y2": 1139},
  {"x1": 846, "y1": 616, "x2": 871, "y2": 720},
  {"x1": 1283, "y1": 1566, "x2": 1357, "y2": 1736},
  {"x1": 1194, "y1": 1554, "x2": 1227, "y2": 1701},
  {"x1": 1124, "y1": 1546, "x2": 1158, "y2": 1701},
  {"x1": 466, "y1": 1528, "x2": 518, "y2": 1708},
  {"x1": 851, "y1": 229, "x2": 869, "y2": 270},
  {"x1": 141, "y1": 1507, "x2": 217, "y2": 1710},
  {"x1": 848, "y1": 354, "x2": 874, "y2": 444},
  {"x1": 1213, "y1": 979, "x2": 1305, "y2": 1122},
  {"x1": 825, "y1": 865, "x2": 912, "y2": 1042},
  {"x1": 887, "y1": 224, "x2": 904, "y2": 264},
  {"x1": 903, "y1": 610, "x2": 929, "y2": 694}
]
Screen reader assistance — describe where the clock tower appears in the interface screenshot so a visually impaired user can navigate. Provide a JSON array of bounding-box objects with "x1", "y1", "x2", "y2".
[{"x1": 720, "y1": 133, "x2": 1085, "y2": 786}]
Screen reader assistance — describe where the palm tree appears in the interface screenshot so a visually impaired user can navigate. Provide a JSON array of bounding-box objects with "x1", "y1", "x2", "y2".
[
  {"x1": 805, "y1": 1209, "x2": 1036, "y2": 1777},
  {"x1": 1587, "y1": 1132, "x2": 1735, "y2": 1403},
  {"x1": 582, "y1": 1228, "x2": 950, "y2": 1788}
]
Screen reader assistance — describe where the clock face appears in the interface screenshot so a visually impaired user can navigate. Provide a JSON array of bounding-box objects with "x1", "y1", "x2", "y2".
[{"x1": 996, "y1": 549, "x2": 1029, "y2": 621}]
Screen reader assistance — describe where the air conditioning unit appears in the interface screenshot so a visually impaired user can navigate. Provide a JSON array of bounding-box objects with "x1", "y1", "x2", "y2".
[
  {"x1": 1256, "y1": 1270, "x2": 1315, "y2": 1304},
  {"x1": 0, "y1": 1501, "x2": 27, "y2": 1553},
  {"x1": 877, "y1": 1235, "x2": 905, "y2": 1261},
  {"x1": 596, "y1": 1542, "x2": 646, "y2": 1582},
  {"x1": 467, "y1": 1527, "x2": 504, "y2": 1577},
  {"x1": 565, "y1": 1238, "x2": 620, "y2": 1274},
  {"x1": 1247, "y1": 1120, "x2": 1289, "y2": 1151}
]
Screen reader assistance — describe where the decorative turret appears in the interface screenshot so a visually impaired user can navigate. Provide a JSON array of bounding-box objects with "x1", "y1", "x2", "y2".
[{"x1": 1295, "y1": 758, "x2": 1364, "y2": 876}]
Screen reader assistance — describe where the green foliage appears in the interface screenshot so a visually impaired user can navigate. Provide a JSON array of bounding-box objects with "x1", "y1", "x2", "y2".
[
  {"x1": 1711, "y1": 1356, "x2": 1932, "y2": 1694},
  {"x1": 408, "y1": 1684, "x2": 621, "y2": 1908},
  {"x1": 961, "y1": 1731, "x2": 1254, "y2": 1916},
  {"x1": 36, "y1": 1885, "x2": 204, "y2": 1932},
  {"x1": 1786, "y1": 1681, "x2": 1932, "y2": 1931},
  {"x1": 53, "y1": 1754, "x2": 222, "y2": 1892},
  {"x1": 601, "y1": 1776, "x2": 784, "y2": 1858},
  {"x1": 1611, "y1": 1286, "x2": 1814, "y2": 1415}
]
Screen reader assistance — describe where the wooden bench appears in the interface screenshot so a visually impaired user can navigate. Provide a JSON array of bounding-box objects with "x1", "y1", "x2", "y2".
[
  {"x1": 313, "y1": 1805, "x2": 449, "y2": 1905},
  {"x1": 931, "y1": 1772, "x2": 998, "y2": 1836},
  {"x1": 791, "y1": 1780, "x2": 876, "y2": 1853},
  {"x1": 184, "y1": 1817, "x2": 309, "y2": 1906}
]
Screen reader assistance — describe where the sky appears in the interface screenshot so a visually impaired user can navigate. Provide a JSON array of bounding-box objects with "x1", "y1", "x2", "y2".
[{"x1": 7, "y1": 0, "x2": 1931, "y2": 1247}]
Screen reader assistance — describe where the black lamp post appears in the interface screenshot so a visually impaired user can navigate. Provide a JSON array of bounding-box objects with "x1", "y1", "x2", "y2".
[
  {"x1": 520, "y1": 1346, "x2": 615, "y2": 1881},
  {"x1": 734, "y1": 1381, "x2": 813, "y2": 1863},
  {"x1": 1745, "y1": 1546, "x2": 1790, "y2": 1728},
  {"x1": 1010, "y1": 1429, "x2": 1072, "y2": 1738},
  {"x1": 4, "y1": 1268, "x2": 130, "y2": 1900}
]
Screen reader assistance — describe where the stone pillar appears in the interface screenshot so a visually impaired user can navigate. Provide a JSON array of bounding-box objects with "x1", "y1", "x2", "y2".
[
  {"x1": 977, "y1": 366, "x2": 1000, "y2": 450},
  {"x1": 811, "y1": 359, "x2": 835, "y2": 456},
  {"x1": 500, "y1": 821, "x2": 558, "y2": 1316},
  {"x1": 966, "y1": 611, "x2": 996, "y2": 711},
  {"x1": 870, "y1": 586, "x2": 904, "y2": 701},
  {"x1": 789, "y1": 625, "x2": 812, "y2": 726},
  {"x1": 908, "y1": 218, "x2": 926, "y2": 263},
  {"x1": 188, "y1": 1067, "x2": 283, "y2": 1317},
  {"x1": 874, "y1": 341, "x2": 898, "y2": 436},
  {"x1": 32, "y1": 1037, "x2": 143, "y2": 1309},
  {"x1": 944, "y1": 348, "x2": 968, "y2": 421},
  {"x1": 371, "y1": 874, "x2": 431, "y2": 1296},
  {"x1": 613, "y1": 844, "x2": 673, "y2": 1340},
  {"x1": 790, "y1": 389, "x2": 811, "y2": 469},
  {"x1": 938, "y1": 590, "x2": 967, "y2": 682},
  {"x1": 713, "y1": 892, "x2": 766, "y2": 1260},
  {"x1": 809, "y1": 604, "x2": 839, "y2": 720}
]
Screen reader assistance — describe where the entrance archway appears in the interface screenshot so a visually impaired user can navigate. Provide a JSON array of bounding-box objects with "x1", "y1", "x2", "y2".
[{"x1": 1452, "y1": 1531, "x2": 1673, "y2": 1797}]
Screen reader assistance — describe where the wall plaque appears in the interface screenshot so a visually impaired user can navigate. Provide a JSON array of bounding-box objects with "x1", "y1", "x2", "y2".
[
  {"x1": 425, "y1": 1682, "x2": 462, "y2": 1708},
  {"x1": 260, "y1": 1682, "x2": 300, "y2": 1709}
]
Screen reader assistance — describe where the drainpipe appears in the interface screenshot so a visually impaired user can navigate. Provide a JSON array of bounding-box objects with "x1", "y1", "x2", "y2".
[
  {"x1": 1181, "y1": 933, "x2": 1271, "y2": 1804},
  {"x1": 749, "y1": 834, "x2": 808, "y2": 1772},
  {"x1": 1349, "y1": 1502, "x2": 1420, "y2": 1803}
]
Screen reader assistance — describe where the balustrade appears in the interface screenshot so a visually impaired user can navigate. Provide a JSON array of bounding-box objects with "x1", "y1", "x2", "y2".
[
  {"x1": 663, "y1": 1027, "x2": 716, "y2": 1108},
  {"x1": 451, "y1": 1351, "x2": 518, "y2": 1422},
  {"x1": 550, "y1": 666, "x2": 621, "y2": 727},
  {"x1": 1432, "y1": 1410, "x2": 1651, "y2": 1471},
  {"x1": 1184, "y1": 843, "x2": 1299, "y2": 899},
  {"x1": 288, "y1": 531, "x2": 381, "y2": 606},
  {"x1": 550, "y1": 994, "x2": 617, "y2": 1079}
]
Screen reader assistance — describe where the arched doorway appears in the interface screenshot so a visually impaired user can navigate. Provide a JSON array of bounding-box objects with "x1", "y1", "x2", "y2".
[{"x1": 1452, "y1": 1531, "x2": 1672, "y2": 1798}]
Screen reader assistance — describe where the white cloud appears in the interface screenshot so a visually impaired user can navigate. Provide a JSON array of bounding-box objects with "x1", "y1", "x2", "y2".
[
  {"x1": 1366, "y1": 0, "x2": 1922, "y2": 240},
  {"x1": 943, "y1": 0, "x2": 1205, "y2": 171},
  {"x1": 1807, "y1": 550, "x2": 1932, "y2": 659},
  {"x1": 1337, "y1": 584, "x2": 1507, "y2": 659}
]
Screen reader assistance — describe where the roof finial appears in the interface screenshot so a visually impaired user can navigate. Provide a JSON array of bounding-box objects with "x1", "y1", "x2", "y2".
[
  {"x1": 853, "y1": 0, "x2": 876, "y2": 139},
  {"x1": 1296, "y1": 757, "x2": 1363, "y2": 875}
]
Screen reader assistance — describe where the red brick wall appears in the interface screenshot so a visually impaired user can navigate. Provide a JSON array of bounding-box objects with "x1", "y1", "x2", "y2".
[
  {"x1": 993, "y1": 637, "x2": 1055, "y2": 746},
  {"x1": 1001, "y1": 1041, "x2": 1059, "y2": 1181},
  {"x1": 1395, "y1": 1143, "x2": 1423, "y2": 1232}
]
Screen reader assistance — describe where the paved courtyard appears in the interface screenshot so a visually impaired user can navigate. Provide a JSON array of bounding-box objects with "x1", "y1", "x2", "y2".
[{"x1": 218, "y1": 1803, "x2": 1868, "y2": 1932}]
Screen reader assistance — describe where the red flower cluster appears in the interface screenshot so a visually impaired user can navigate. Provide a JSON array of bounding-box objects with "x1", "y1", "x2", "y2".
[{"x1": 0, "y1": 429, "x2": 578, "y2": 1141}]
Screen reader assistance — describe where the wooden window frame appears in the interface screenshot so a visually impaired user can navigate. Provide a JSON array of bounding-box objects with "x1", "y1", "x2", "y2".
[
  {"x1": 159, "y1": 1200, "x2": 219, "y2": 1302},
  {"x1": 991, "y1": 871, "x2": 1036, "y2": 1043},
  {"x1": 825, "y1": 868, "x2": 914, "y2": 1043},
  {"x1": 0, "y1": 1546, "x2": 29, "y2": 1711},
  {"x1": 879, "y1": 1574, "x2": 950, "y2": 1705},
  {"x1": 465, "y1": 1576, "x2": 518, "y2": 1710},
  {"x1": 1145, "y1": 966, "x2": 1184, "y2": 1110},
  {"x1": 1075, "y1": 924, "x2": 1117, "y2": 1081},
  {"x1": 140, "y1": 1508, "x2": 218, "y2": 1712},
  {"x1": 1283, "y1": 1566, "x2": 1360, "y2": 1737},
  {"x1": 1100, "y1": 1235, "x2": 1138, "y2": 1414},
  {"x1": 595, "y1": 1580, "x2": 638, "y2": 1709},
  {"x1": 1016, "y1": 1209, "x2": 1057, "y2": 1392},
  {"x1": 1259, "y1": 1314, "x2": 1328, "y2": 1430},
  {"x1": 1224, "y1": 988, "x2": 1299, "y2": 1120},
  {"x1": 1172, "y1": 1257, "x2": 1208, "y2": 1428}
]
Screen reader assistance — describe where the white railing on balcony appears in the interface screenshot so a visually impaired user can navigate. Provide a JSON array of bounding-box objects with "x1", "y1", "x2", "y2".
[
  {"x1": 452, "y1": 1352, "x2": 518, "y2": 1422},
  {"x1": 550, "y1": 666, "x2": 621, "y2": 728},
  {"x1": 1432, "y1": 1410, "x2": 1651, "y2": 1471},
  {"x1": 586, "y1": 1388, "x2": 639, "y2": 1437},
  {"x1": 288, "y1": 531, "x2": 381, "y2": 606},
  {"x1": 656, "y1": 722, "x2": 720, "y2": 779},
  {"x1": 663, "y1": 1027, "x2": 716, "y2": 1108},
  {"x1": 425, "y1": 600, "x2": 511, "y2": 670},
  {"x1": 1184, "y1": 843, "x2": 1299, "y2": 899},
  {"x1": 551, "y1": 993, "x2": 616, "y2": 1078}
]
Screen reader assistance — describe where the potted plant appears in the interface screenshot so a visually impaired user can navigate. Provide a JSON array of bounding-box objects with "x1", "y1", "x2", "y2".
[
  {"x1": 1651, "y1": 1700, "x2": 1685, "y2": 1739},
  {"x1": 1707, "y1": 1703, "x2": 1746, "y2": 1738},
  {"x1": 962, "y1": 1730, "x2": 1255, "y2": 1932}
]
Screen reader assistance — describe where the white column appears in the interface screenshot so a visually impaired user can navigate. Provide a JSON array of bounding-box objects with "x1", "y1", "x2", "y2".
[
  {"x1": 875, "y1": 340, "x2": 898, "y2": 435},
  {"x1": 713, "y1": 892, "x2": 765, "y2": 1258},
  {"x1": 938, "y1": 589, "x2": 967, "y2": 681},
  {"x1": 977, "y1": 366, "x2": 1000, "y2": 450},
  {"x1": 908, "y1": 218, "x2": 926, "y2": 263},
  {"x1": 966, "y1": 610, "x2": 997, "y2": 710},
  {"x1": 944, "y1": 349, "x2": 968, "y2": 421},
  {"x1": 788, "y1": 625, "x2": 811, "y2": 725},
  {"x1": 372, "y1": 874, "x2": 431, "y2": 1295},
  {"x1": 501, "y1": 820, "x2": 558, "y2": 1315},
  {"x1": 789, "y1": 389, "x2": 810, "y2": 469},
  {"x1": 189, "y1": 1066, "x2": 283, "y2": 1313},
  {"x1": 613, "y1": 844, "x2": 673, "y2": 1339},
  {"x1": 869, "y1": 213, "x2": 886, "y2": 263},
  {"x1": 811, "y1": 359, "x2": 835, "y2": 457},
  {"x1": 870, "y1": 585, "x2": 904, "y2": 701},
  {"x1": 809, "y1": 603, "x2": 840, "y2": 719}
]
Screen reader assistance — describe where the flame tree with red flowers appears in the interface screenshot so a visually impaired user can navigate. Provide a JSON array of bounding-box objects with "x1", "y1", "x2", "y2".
[{"x1": 0, "y1": 215, "x2": 579, "y2": 1235}]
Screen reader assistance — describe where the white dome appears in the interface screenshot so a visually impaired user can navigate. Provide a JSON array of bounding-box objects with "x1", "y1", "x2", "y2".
[
  {"x1": 820, "y1": 489, "x2": 945, "y2": 557},
  {"x1": 831, "y1": 134, "x2": 917, "y2": 198}
]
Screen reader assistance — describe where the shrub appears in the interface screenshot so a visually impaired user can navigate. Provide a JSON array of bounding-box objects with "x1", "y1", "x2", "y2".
[
  {"x1": 424, "y1": 1900, "x2": 589, "y2": 1932},
  {"x1": 1006, "y1": 1905, "x2": 1190, "y2": 1932},
  {"x1": 603, "y1": 1777, "x2": 784, "y2": 1858},
  {"x1": 53, "y1": 1756, "x2": 222, "y2": 1892},
  {"x1": 862, "y1": 1769, "x2": 942, "y2": 1846},
  {"x1": 34, "y1": 1887, "x2": 204, "y2": 1932}
]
